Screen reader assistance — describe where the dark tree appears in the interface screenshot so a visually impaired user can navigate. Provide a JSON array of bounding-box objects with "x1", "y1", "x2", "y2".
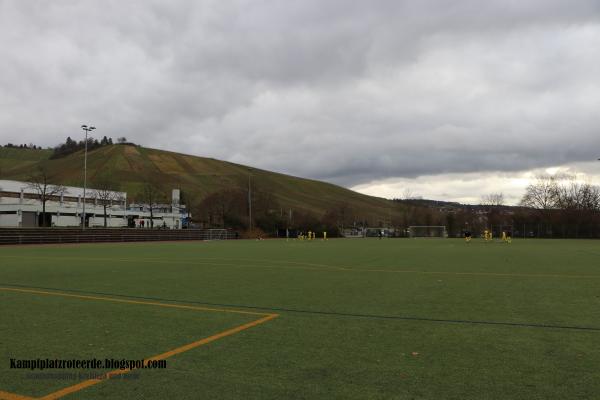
[
  {"x1": 51, "y1": 136, "x2": 115, "y2": 159},
  {"x1": 138, "y1": 181, "x2": 165, "y2": 228},
  {"x1": 27, "y1": 165, "x2": 66, "y2": 227},
  {"x1": 92, "y1": 174, "x2": 122, "y2": 228}
]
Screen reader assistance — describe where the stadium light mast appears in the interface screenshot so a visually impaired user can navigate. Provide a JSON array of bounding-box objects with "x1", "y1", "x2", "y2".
[{"x1": 81, "y1": 124, "x2": 96, "y2": 230}]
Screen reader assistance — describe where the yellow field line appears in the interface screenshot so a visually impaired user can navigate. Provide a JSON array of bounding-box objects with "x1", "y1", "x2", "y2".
[
  {"x1": 1, "y1": 287, "x2": 279, "y2": 400},
  {"x1": 3, "y1": 254, "x2": 600, "y2": 279},
  {"x1": 38, "y1": 314, "x2": 278, "y2": 400},
  {"x1": 0, "y1": 287, "x2": 268, "y2": 316},
  {"x1": 0, "y1": 390, "x2": 35, "y2": 400}
]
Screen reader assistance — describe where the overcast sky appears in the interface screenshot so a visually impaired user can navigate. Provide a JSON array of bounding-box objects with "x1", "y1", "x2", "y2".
[{"x1": 1, "y1": 1, "x2": 599, "y2": 204}]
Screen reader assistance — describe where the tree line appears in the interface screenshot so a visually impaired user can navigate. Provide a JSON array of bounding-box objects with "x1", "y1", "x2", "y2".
[
  {"x1": 2, "y1": 143, "x2": 44, "y2": 149},
  {"x1": 50, "y1": 136, "x2": 131, "y2": 159},
  {"x1": 516, "y1": 174, "x2": 600, "y2": 238},
  {"x1": 2, "y1": 136, "x2": 133, "y2": 158},
  {"x1": 393, "y1": 175, "x2": 600, "y2": 239}
]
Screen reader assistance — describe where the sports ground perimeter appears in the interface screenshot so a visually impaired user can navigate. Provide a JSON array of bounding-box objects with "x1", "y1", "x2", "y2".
[{"x1": 1, "y1": 238, "x2": 600, "y2": 399}]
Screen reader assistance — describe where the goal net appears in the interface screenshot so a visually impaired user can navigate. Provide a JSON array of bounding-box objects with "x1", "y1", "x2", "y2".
[{"x1": 408, "y1": 226, "x2": 447, "y2": 238}]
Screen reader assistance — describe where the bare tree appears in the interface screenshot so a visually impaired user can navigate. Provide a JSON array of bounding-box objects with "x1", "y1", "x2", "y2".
[
  {"x1": 337, "y1": 202, "x2": 353, "y2": 231},
  {"x1": 582, "y1": 184, "x2": 600, "y2": 211},
  {"x1": 481, "y1": 193, "x2": 505, "y2": 207},
  {"x1": 402, "y1": 188, "x2": 414, "y2": 200},
  {"x1": 92, "y1": 174, "x2": 121, "y2": 228},
  {"x1": 481, "y1": 192, "x2": 507, "y2": 230},
  {"x1": 519, "y1": 174, "x2": 600, "y2": 237},
  {"x1": 178, "y1": 189, "x2": 194, "y2": 228},
  {"x1": 27, "y1": 165, "x2": 66, "y2": 227},
  {"x1": 200, "y1": 190, "x2": 225, "y2": 227},
  {"x1": 520, "y1": 175, "x2": 559, "y2": 210},
  {"x1": 199, "y1": 188, "x2": 246, "y2": 228},
  {"x1": 138, "y1": 181, "x2": 164, "y2": 228},
  {"x1": 553, "y1": 176, "x2": 600, "y2": 237},
  {"x1": 553, "y1": 176, "x2": 600, "y2": 211}
]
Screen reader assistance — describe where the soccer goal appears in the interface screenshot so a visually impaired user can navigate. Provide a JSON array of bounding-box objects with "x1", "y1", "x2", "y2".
[{"x1": 408, "y1": 226, "x2": 447, "y2": 238}]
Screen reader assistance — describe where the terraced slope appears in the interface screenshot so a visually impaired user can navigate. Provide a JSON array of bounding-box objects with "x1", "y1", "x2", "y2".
[{"x1": 0, "y1": 145, "x2": 402, "y2": 220}]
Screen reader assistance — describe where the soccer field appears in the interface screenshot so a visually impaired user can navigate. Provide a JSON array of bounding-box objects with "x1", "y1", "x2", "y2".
[{"x1": 1, "y1": 238, "x2": 599, "y2": 399}]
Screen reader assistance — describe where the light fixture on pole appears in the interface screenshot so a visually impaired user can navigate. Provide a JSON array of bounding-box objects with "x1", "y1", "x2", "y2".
[{"x1": 81, "y1": 124, "x2": 96, "y2": 230}]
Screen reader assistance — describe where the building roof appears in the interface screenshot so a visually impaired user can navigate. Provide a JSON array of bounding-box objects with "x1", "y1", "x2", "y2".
[{"x1": 0, "y1": 179, "x2": 126, "y2": 199}]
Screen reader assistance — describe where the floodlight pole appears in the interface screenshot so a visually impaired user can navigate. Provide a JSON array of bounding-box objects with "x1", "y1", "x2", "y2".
[{"x1": 81, "y1": 124, "x2": 96, "y2": 230}]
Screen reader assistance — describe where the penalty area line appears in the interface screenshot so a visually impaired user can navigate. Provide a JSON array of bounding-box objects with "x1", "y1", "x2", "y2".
[
  {"x1": 1, "y1": 282, "x2": 598, "y2": 333},
  {"x1": 0, "y1": 286, "x2": 278, "y2": 400},
  {"x1": 36, "y1": 314, "x2": 278, "y2": 400}
]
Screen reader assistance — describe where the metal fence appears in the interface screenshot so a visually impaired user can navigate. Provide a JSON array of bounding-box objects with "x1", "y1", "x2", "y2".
[
  {"x1": 0, "y1": 228, "x2": 238, "y2": 245},
  {"x1": 484, "y1": 223, "x2": 600, "y2": 239}
]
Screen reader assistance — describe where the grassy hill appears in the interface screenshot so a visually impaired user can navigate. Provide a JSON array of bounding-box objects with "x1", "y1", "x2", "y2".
[
  {"x1": 0, "y1": 146, "x2": 52, "y2": 173},
  {"x1": 0, "y1": 144, "x2": 403, "y2": 224}
]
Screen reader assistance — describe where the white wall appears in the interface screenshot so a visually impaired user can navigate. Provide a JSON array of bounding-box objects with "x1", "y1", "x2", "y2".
[
  {"x1": 0, "y1": 214, "x2": 19, "y2": 227},
  {"x1": 1, "y1": 192, "x2": 184, "y2": 229},
  {"x1": 52, "y1": 215, "x2": 80, "y2": 227},
  {"x1": 89, "y1": 215, "x2": 127, "y2": 228}
]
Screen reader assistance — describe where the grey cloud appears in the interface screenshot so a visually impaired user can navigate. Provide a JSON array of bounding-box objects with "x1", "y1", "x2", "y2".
[{"x1": 1, "y1": 0, "x2": 599, "y2": 189}]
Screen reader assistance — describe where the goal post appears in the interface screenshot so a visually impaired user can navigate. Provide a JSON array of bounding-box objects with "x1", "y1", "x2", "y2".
[{"x1": 408, "y1": 226, "x2": 447, "y2": 238}]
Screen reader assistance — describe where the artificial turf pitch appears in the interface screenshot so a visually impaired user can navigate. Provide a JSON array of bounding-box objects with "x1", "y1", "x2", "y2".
[{"x1": 1, "y1": 238, "x2": 599, "y2": 399}]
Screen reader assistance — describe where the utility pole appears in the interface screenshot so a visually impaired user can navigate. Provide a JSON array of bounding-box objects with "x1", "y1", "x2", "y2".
[
  {"x1": 248, "y1": 169, "x2": 252, "y2": 230},
  {"x1": 81, "y1": 124, "x2": 96, "y2": 230}
]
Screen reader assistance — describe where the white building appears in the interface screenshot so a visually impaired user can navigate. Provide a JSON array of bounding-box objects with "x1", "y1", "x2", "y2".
[{"x1": 0, "y1": 180, "x2": 188, "y2": 229}]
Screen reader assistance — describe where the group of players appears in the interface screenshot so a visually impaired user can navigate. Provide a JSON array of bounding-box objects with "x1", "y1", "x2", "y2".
[
  {"x1": 464, "y1": 229, "x2": 512, "y2": 243},
  {"x1": 296, "y1": 231, "x2": 327, "y2": 240}
]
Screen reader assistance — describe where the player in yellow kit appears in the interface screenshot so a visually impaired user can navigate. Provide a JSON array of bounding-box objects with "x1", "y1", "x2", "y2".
[{"x1": 464, "y1": 230, "x2": 472, "y2": 243}]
